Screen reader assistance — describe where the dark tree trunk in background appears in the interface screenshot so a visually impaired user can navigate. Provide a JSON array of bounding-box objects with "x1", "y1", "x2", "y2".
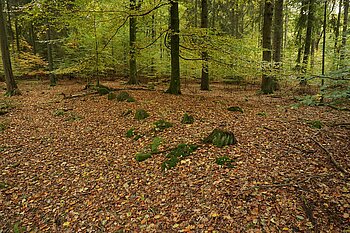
[
  {"x1": 261, "y1": 0, "x2": 274, "y2": 94},
  {"x1": 166, "y1": 0, "x2": 181, "y2": 94},
  {"x1": 273, "y1": 0, "x2": 283, "y2": 63},
  {"x1": 200, "y1": 0, "x2": 209, "y2": 90},
  {"x1": 340, "y1": 0, "x2": 349, "y2": 64},
  {"x1": 30, "y1": 22, "x2": 37, "y2": 54},
  {"x1": 211, "y1": 0, "x2": 216, "y2": 28},
  {"x1": 194, "y1": 0, "x2": 198, "y2": 27},
  {"x1": 300, "y1": 0, "x2": 315, "y2": 86},
  {"x1": 0, "y1": 0, "x2": 19, "y2": 95},
  {"x1": 128, "y1": 0, "x2": 138, "y2": 84},
  {"x1": 47, "y1": 25, "x2": 56, "y2": 86}
]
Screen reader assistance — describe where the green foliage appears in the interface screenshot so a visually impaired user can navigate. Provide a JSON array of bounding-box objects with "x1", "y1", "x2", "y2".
[
  {"x1": 154, "y1": 119, "x2": 173, "y2": 131},
  {"x1": 54, "y1": 109, "x2": 66, "y2": 116},
  {"x1": 108, "y1": 92, "x2": 117, "y2": 100},
  {"x1": 257, "y1": 112, "x2": 267, "y2": 117},
  {"x1": 0, "y1": 122, "x2": 8, "y2": 132},
  {"x1": 0, "y1": 100, "x2": 14, "y2": 115},
  {"x1": 13, "y1": 222, "x2": 26, "y2": 233},
  {"x1": 65, "y1": 112, "x2": 82, "y2": 122},
  {"x1": 98, "y1": 87, "x2": 110, "y2": 95},
  {"x1": 150, "y1": 137, "x2": 162, "y2": 153},
  {"x1": 298, "y1": 95, "x2": 321, "y2": 107},
  {"x1": 162, "y1": 144, "x2": 198, "y2": 171},
  {"x1": 116, "y1": 91, "x2": 135, "y2": 102},
  {"x1": 307, "y1": 120, "x2": 323, "y2": 129},
  {"x1": 135, "y1": 152, "x2": 152, "y2": 162},
  {"x1": 126, "y1": 128, "x2": 135, "y2": 138},
  {"x1": 181, "y1": 113, "x2": 194, "y2": 124},
  {"x1": 0, "y1": 182, "x2": 8, "y2": 189},
  {"x1": 216, "y1": 156, "x2": 235, "y2": 168},
  {"x1": 204, "y1": 129, "x2": 237, "y2": 147},
  {"x1": 135, "y1": 109, "x2": 149, "y2": 120},
  {"x1": 227, "y1": 106, "x2": 244, "y2": 113}
]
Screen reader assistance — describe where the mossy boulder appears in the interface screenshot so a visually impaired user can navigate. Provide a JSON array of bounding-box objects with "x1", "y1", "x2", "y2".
[
  {"x1": 98, "y1": 87, "x2": 110, "y2": 95},
  {"x1": 203, "y1": 128, "x2": 237, "y2": 147},
  {"x1": 135, "y1": 109, "x2": 149, "y2": 120},
  {"x1": 116, "y1": 91, "x2": 135, "y2": 102},
  {"x1": 181, "y1": 113, "x2": 194, "y2": 124},
  {"x1": 108, "y1": 92, "x2": 117, "y2": 100}
]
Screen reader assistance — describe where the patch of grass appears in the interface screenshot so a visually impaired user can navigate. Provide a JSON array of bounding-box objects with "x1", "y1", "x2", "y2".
[
  {"x1": 135, "y1": 109, "x2": 149, "y2": 120},
  {"x1": 227, "y1": 106, "x2": 243, "y2": 113},
  {"x1": 54, "y1": 109, "x2": 66, "y2": 116},
  {"x1": 135, "y1": 152, "x2": 152, "y2": 162},
  {"x1": 162, "y1": 144, "x2": 198, "y2": 171},
  {"x1": 0, "y1": 122, "x2": 8, "y2": 132},
  {"x1": 13, "y1": 222, "x2": 26, "y2": 233},
  {"x1": 126, "y1": 128, "x2": 135, "y2": 138},
  {"x1": 154, "y1": 119, "x2": 173, "y2": 131},
  {"x1": 65, "y1": 112, "x2": 82, "y2": 122},
  {"x1": 307, "y1": 120, "x2": 323, "y2": 129},
  {"x1": 257, "y1": 112, "x2": 267, "y2": 117},
  {"x1": 216, "y1": 156, "x2": 235, "y2": 168},
  {"x1": 98, "y1": 87, "x2": 110, "y2": 95},
  {"x1": 117, "y1": 91, "x2": 135, "y2": 102},
  {"x1": 133, "y1": 134, "x2": 143, "y2": 141},
  {"x1": 150, "y1": 137, "x2": 162, "y2": 153},
  {"x1": 0, "y1": 182, "x2": 8, "y2": 189},
  {"x1": 0, "y1": 100, "x2": 14, "y2": 115},
  {"x1": 108, "y1": 92, "x2": 117, "y2": 100},
  {"x1": 181, "y1": 113, "x2": 194, "y2": 124}
]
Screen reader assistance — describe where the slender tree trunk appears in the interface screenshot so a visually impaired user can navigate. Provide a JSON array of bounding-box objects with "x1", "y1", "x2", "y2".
[
  {"x1": 340, "y1": 0, "x2": 349, "y2": 64},
  {"x1": 47, "y1": 24, "x2": 56, "y2": 86},
  {"x1": 261, "y1": 0, "x2": 274, "y2": 94},
  {"x1": 300, "y1": 0, "x2": 315, "y2": 86},
  {"x1": 128, "y1": 0, "x2": 138, "y2": 84},
  {"x1": 201, "y1": 0, "x2": 209, "y2": 90},
  {"x1": 0, "y1": 0, "x2": 19, "y2": 95},
  {"x1": 194, "y1": 0, "x2": 198, "y2": 27},
  {"x1": 211, "y1": 0, "x2": 216, "y2": 28},
  {"x1": 30, "y1": 22, "x2": 36, "y2": 54},
  {"x1": 334, "y1": 0, "x2": 342, "y2": 54},
  {"x1": 284, "y1": 3, "x2": 288, "y2": 49},
  {"x1": 166, "y1": 0, "x2": 181, "y2": 94},
  {"x1": 5, "y1": 0, "x2": 13, "y2": 42}
]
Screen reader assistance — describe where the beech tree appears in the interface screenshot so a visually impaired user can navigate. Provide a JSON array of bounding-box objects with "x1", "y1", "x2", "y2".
[
  {"x1": 261, "y1": 0, "x2": 274, "y2": 94},
  {"x1": 128, "y1": 0, "x2": 138, "y2": 84},
  {"x1": 166, "y1": 0, "x2": 181, "y2": 95},
  {"x1": 0, "y1": 0, "x2": 19, "y2": 95},
  {"x1": 200, "y1": 0, "x2": 209, "y2": 90}
]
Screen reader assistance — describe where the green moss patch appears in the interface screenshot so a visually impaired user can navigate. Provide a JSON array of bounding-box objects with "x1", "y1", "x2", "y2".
[
  {"x1": 162, "y1": 144, "x2": 198, "y2": 170},
  {"x1": 154, "y1": 119, "x2": 173, "y2": 131},
  {"x1": 135, "y1": 109, "x2": 149, "y2": 120},
  {"x1": 117, "y1": 91, "x2": 135, "y2": 102},
  {"x1": 181, "y1": 113, "x2": 194, "y2": 124},
  {"x1": 216, "y1": 156, "x2": 235, "y2": 168},
  {"x1": 203, "y1": 128, "x2": 237, "y2": 147},
  {"x1": 227, "y1": 106, "x2": 243, "y2": 113}
]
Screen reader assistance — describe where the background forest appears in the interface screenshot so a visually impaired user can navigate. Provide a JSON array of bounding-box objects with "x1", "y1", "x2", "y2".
[{"x1": 0, "y1": 0, "x2": 349, "y2": 98}]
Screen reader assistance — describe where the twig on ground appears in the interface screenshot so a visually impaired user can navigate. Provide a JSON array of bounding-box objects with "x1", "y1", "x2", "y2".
[{"x1": 310, "y1": 137, "x2": 349, "y2": 175}]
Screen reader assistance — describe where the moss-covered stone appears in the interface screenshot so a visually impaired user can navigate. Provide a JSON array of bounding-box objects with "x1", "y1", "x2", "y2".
[
  {"x1": 116, "y1": 91, "x2": 135, "y2": 102},
  {"x1": 98, "y1": 87, "x2": 110, "y2": 95},
  {"x1": 162, "y1": 144, "x2": 198, "y2": 171},
  {"x1": 227, "y1": 106, "x2": 243, "y2": 113},
  {"x1": 135, "y1": 153, "x2": 152, "y2": 162},
  {"x1": 203, "y1": 128, "x2": 237, "y2": 147},
  {"x1": 135, "y1": 109, "x2": 149, "y2": 120},
  {"x1": 181, "y1": 113, "x2": 194, "y2": 124}
]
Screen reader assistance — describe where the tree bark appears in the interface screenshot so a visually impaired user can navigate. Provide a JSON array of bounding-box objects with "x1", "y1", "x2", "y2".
[
  {"x1": 0, "y1": 0, "x2": 19, "y2": 95},
  {"x1": 334, "y1": 0, "x2": 342, "y2": 54},
  {"x1": 273, "y1": 0, "x2": 283, "y2": 63},
  {"x1": 166, "y1": 0, "x2": 181, "y2": 94},
  {"x1": 128, "y1": 0, "x2": 138, "y2": 84},
  {"x1": 300, "y1": 0, "x2": 315, "y2": 86},
  {"x1": 261, "y1": 0, "x2": 274, "y2": 94},
  {"x1": 340, "y1": 0, "x2": 349, "y2": 64},
  {"x1": 47, "y1": 24, "x2": 56, "y2": 86},
  {"x1": 200, "y1": 0, "x2": 209, "y2": 90}
]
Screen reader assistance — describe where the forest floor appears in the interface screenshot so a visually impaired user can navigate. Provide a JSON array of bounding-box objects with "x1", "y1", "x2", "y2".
[{"x1": 0, "y1": 79, "x2": 349, "y2": 233}]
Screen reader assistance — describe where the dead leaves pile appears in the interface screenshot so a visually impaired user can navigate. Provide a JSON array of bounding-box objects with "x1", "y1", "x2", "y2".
[{"x1": 0, "y1": 80, "x2": 349, "y2": 232}]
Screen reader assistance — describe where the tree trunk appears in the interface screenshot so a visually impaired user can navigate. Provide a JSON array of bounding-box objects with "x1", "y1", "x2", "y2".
[
  {"x1": 334, "y1": 0, "x2": 342, "y2": 54},
  {"x1": 200, "y1": 0, "x2": 209, "y2": 90},
  {"x1": 47, "y1": 24, "x2": 56, "y2": 86},
  {"x1": 166, "y1": 0, "x2": 181, "y2": 95},
  {"x1": 30, "y1": 22, "x2": 36, "y2": 54},
  {"x1": 128, "y1": 0, "x2": 138, "y2": 84},
  {"x1": 273, "y1": 0, "x2": 283, "y2": 63},
  {"x1": 340, "y1": 0, "x2": 349, "y2": 64},
  {"x1": 194, "y1": 0, "x2": 198, "y2": 27},
  {"x1": 300, "y1": 0, "x2": 315, "y2": 86},
  {"x1": 0, "y1": 0, "x2": 19, "y2": 95},
  {"x1": 261, "y1": 0, "x2": 274, "y2": 94}
]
